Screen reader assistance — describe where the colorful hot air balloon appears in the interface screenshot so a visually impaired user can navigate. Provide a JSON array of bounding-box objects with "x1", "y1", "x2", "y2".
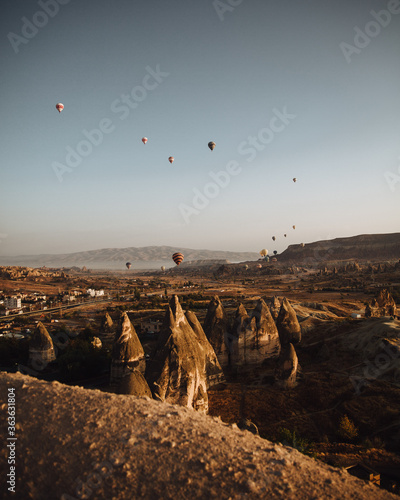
[
  {"x1": 292, "y1": 225, "x2": 296, "y2": 230},
  {"x1": 161, "y1": 265, "x2": 166, "y2": 272},
  {"x1": 56, "y1": 103, "x2": 64, "y2": 113},
  {"x1": 293, "y1": 178, "x2": 297, "y2": 183},
  {"x1": 172, "y1": 252, "x2": 184, "y2": 265},
  {"x1": 168, "y1": 156, "x2": 174, "y2": 164},
  {"x1": 272, "y1": 236, "x2": 276, "y2": 241},
  {"x1": 208, "y1": 141, "x2": 216, "y2": 151},
  {"x1": 259, "y1": 249, "x2": 268, "y2": 257},
  {"x1": 126, "y1": 262, "x2": 131, "y2": 270},
  {"x1": 142, "y1": 137, "x2": 148, "y2": 144}
]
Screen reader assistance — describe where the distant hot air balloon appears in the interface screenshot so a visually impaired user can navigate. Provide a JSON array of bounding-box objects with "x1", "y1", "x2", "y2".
[
  {"x1": 172, "y1": 252, "x2": 184, "y2": 265},
  {"x1": 259, "y1": 249, "x2": 268, "y2": 257},
  {"x1": 142, "y1": 137, "x2": 148, "y2": 144},
  {"x1": 244, "y1": 264, "x2": 249, "y2": 270},
  {"x1": 292, "y1": 225, "x2": 296, "y2": 230},
  {"x1": 265, "y1": 256, "x2": 270, "y2": 262},
  {"x1": 168, "y1": 156, "x2": 174, "y2": 164},
  {"x1": 208, "y1": 141, "x2": 216, "y2": 151},
  {"x1": 272, "y1": 236, "x2": 276, "y2": 241},
  {"x1": 257, "y1": 264, "x2": 262, "y2": 269},
  {"x1": 284, "y1": 234, "x2": 287, "y2": 238},
  {"x1": 126, "y1": 262, "x2": 131, "y2": 270},
  {"x1": 56, "y1": 103, "x2": 64, "y2": 113},
  {"x1": 161, "y1": 265, "x2": 166, "y2": 272},
  {"x1": 293, "y1": 178, "x2": 297, "y2": 183},
  {"x1": 300, "y1": 243, "x2": 305, "y2": 248},
  {"x1": 273, "y1": 250, "x2": 278, "y2": 255}
]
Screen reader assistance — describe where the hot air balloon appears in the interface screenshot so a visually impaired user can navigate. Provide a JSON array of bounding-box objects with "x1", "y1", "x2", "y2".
[
  {"x1": 293, "y1": 178, "x2": 297, "y2": 183},
  {"x1": 161, "y1": 265, "x2": 165, "y2": 272},
  {"x1": 168, "y1": 156, "x2": 174, "y2": 164},
  {"x1": 300, "y1": 243, "x2": 305, "y2": 248},
  {"x1": 126, "y1": 262, "x2": 131, "y2": 270},
  {"x1": 208, "y1": 141, "x2": 216, "y2": 151},
  {"x1": 56, "y1": 103, "x2": 64, "y2": 113},
  {"x1": 259, "y1": 249, "x2": 268, "y2": 257},
  {"x1": 272, "y1": 236, "x2": 276, "y2": 241},
  {"x1": 292, "y1": 225, "x2": 296, "y2": 230},
  {"x1": 142, "y1": 137, "x2": 148, "y2": 144},
  {"x1": 244, "y1": 264, "x2": 249, "y2": 270},
  {"x1": 172, "y1": 252, "x2": 184, "y2": 265},
  {"x1": 273, "y1": 250, "x2": 278, "y2": 255},
  {"x1": 265, "y1": 256, "x2": 270, "y2": 262},
  {"x1": 257, "y1": 264, "x2": 262, "y2": 269},
  {"x1": 284, "y1": 234, "x2": 287, "y2": 238}
]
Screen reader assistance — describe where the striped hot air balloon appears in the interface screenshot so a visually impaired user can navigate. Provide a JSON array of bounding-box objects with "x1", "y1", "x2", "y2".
[
  {"x1": 56, "y1": 103, "x2": 64, "y2": 113},
  {"x1": 172, "y1": 252, "x2": 184, "y2": 265}
]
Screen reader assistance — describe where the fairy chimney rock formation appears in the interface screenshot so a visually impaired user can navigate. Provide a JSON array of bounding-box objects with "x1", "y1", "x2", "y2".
[
  {"x1": 110, "y1": 312, "x2": 145, "y2": 391},
  {"x1": 29, "y1": 322, "x2": 56, "y2": 369},
  {"x1": 276, "y1": 297, "x2": 301, "y2": 345},
  {"x1": 146, "y1": 295, "x2": 214, "y2": 413},
  {"x1": 275, "y1": 343, "x2": 299, "y2": 389},
  {"x1": 185, "y1": 310, "x2": 225, "y2": 387},
  {"x1": 203, "y1": 296, "x2": 231, "y2": 368},
  {"x1": 118, "y1": 371, "x2": 152, "y2": 397},
  {"x1": 251, "y1": 298, "x2": 281, "y2": 358},
  {"x1": 269, "y1": 296, "x2": 281, "y2": 321},
  {"x1": 100, "y1": 312, "x2": 115, "y2": 342}
]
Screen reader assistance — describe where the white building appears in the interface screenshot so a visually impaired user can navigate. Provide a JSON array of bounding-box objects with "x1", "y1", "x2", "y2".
[
  {"x1": 4, "y1": 296, "x2": 21, "y2": 309},
  {"x1": 87, "y1": 289, "x2": 104, "y2": 298}
]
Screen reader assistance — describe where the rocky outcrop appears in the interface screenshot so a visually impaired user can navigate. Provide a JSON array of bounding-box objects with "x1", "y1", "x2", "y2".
[
  {"x1": 203, "y1": 296, "x2": 231, "y2": 368},
  {"x1": 185, "y1": 310, "x2": 225, "y2": 387},
  {"x1": 2, "y1": 372, "x2": 394, "y2": 500},
  {"x1": 146, "y1": 296, "x2": 217, "y2": 413},
  {"x1": 275, "y1": 343, "x2": 299, "y2": 389},
  {"x1": 29, "y1": 322, "x2": 56, "y2": 369},
  {"x1": 276, "y1": 298, "x2": 301, "y2": 345},
  {"x1": 110, "y1": 313, "x2": 145, "y2": 392},
  {"x1": 365, "y1": 289, "x2": 397, "y2": 318}
]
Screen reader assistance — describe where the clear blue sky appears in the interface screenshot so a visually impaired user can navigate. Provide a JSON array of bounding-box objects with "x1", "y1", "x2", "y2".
[{"x1": 1, "y1": 0, "x2": 399, "y2": 256}]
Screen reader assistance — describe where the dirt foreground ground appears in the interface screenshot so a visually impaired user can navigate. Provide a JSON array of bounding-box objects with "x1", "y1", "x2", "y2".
[{"x1": 1, "y1": 372, "x2": 397, "y2": 500}]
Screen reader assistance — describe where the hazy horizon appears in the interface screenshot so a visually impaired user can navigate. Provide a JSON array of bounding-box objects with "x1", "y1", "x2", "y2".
[{"x1": 1, "y1": 0, "x2": 399, "y2": 257}]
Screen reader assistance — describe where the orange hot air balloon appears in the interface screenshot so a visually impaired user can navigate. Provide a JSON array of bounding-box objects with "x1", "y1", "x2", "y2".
[
  {"x1": 257, "y1": 264, "x2": 262, "y2": 269},
  {"x1": 172, "y1": 252, "x2": 184, "y2": 265},
  {"x1": 168, "y1": 156, "x2": 174, "y2": 164},
  {"x1": 56, "y1": 103, "x2": 64, "y2": 113},
  {"x1": 142, "y1": 137, "x2": 148, "y2": 144},
  {"x1": 292, "y1": 225, "x2": 296, "y2": 230}
]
